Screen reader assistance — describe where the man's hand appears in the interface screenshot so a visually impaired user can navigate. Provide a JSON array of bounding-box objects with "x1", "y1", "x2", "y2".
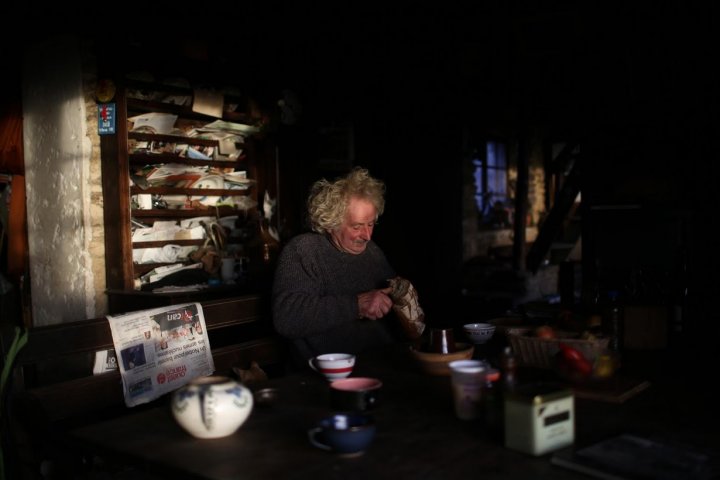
[{"x1": 357, "y1": 287, "x2": 393, "y2": 320}]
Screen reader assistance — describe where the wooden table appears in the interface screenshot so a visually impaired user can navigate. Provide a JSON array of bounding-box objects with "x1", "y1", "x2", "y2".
[{"x1": 67, "y1": 345, "x2": 717, "y2": 479}]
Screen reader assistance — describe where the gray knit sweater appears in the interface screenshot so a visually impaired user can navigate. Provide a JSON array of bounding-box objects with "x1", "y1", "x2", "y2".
[{"x1": 272, "y1": 232, "x2": 397, "y2": 362}]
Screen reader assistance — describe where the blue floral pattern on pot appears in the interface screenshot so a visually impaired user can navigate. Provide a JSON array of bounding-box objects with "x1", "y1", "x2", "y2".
[{"x1": 171, "y1": 375, "x2": 253, "y2": 439}]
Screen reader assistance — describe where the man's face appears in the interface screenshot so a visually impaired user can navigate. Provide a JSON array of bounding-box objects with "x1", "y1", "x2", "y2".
[{"x1": 330, "y1": 196, "x2": 377, "y2": 255}]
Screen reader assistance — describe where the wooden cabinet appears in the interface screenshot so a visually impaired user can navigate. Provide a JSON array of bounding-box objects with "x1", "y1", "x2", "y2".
[{"x1": 100, "y1": 69, "x2": 278, "y2": 312}]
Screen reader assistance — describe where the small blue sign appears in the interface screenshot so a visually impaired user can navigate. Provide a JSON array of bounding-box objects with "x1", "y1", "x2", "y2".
[{"x1": 98, "y1": 103, "x2": 116, "y2": 135}]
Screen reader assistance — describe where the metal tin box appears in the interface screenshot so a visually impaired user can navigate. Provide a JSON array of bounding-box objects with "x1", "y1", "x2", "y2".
[{"x1": 504, "y1": 383, "x2": 574, "y2": 456}]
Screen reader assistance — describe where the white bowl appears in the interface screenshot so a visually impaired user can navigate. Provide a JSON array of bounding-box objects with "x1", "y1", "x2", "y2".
[{"x1": 463, "y1": 323, "x2": 496, "y2": 344}]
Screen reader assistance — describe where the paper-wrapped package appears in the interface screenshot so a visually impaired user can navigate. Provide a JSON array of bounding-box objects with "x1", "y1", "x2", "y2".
[{"x1": 388, "y1": 277, "x2": 426, "y2": 339}]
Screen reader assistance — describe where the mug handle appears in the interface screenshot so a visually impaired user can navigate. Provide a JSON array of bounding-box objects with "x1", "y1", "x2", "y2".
[
  {"x1": 308, "y1": 358, "x2": 318, "y2": 372},
  {"x1": 307, "y1": 427, "x2": 331, "y2": 451}
]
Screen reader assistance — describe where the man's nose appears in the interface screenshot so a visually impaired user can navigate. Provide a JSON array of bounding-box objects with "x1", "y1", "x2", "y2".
[{"x1": 359, "y1": 225, "x2": 372, "y2": 240}]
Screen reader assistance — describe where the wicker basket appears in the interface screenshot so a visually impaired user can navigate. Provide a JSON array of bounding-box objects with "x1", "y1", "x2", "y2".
[{"x1": 508, "y1": 332, "x2": 610, "y2": 368}]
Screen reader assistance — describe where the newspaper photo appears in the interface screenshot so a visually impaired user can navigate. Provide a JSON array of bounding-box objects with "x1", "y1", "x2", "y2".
[{"x1": 106, "y1": 302, "x2": 215, "y2": 407}]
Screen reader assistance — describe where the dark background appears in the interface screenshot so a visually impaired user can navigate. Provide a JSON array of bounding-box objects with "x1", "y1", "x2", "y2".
[
  {"x1": 4, "y1": 2, "x2": 718, "y2": 347},
  {"x1": 227, "y1": 3, "x2": 716, "y2": 327}
]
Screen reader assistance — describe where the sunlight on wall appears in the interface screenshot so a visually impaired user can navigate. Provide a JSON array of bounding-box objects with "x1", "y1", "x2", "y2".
[{"x1": 22, "y1": 35, "x2": 98, "y2": 326}]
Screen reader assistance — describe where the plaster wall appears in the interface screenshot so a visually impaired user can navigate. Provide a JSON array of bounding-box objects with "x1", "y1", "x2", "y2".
[{"x1": 22, "y1": 36, "x2": 105, "y2": 326}]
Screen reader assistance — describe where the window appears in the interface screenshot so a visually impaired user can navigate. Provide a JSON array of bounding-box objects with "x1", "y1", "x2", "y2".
[{"x1": 473, "y1": 140, "x2": 510, "y2": 228}]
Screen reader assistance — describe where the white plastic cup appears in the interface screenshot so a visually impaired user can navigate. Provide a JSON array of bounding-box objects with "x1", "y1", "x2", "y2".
[{"x1": 449, "y1": 359, "x2": 487, "y2": 420}]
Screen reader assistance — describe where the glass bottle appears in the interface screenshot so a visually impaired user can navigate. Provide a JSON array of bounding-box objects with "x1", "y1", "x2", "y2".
[
  {"x1": 585, "y1": 277, "x2": 604, "y2": 336},
  {"x1": 500, "y1": 346, "x2": 517, "y2": 392},
  {"x1": 604, "y1": 289, "x2": 624, "y2": 353},
  {"x1": 669, "y1": 242, "x2": 689, "y2": 352},
  {"x1": 483, "y1": 368, "x2": 503, "y2": 440}
]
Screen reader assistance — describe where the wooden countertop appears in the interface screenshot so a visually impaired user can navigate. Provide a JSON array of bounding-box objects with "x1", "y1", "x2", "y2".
[{"x1": 67, "y1": 344, "x2": 718, "y2": 479}]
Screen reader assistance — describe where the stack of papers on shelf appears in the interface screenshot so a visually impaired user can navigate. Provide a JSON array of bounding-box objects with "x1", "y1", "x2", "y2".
[
  {"x1": 216, "y1": 134, "x2": 245, "y2": 161},
  {"x1": 192, "y1": 89, "x2": 224, "y2": 118},
  {"x1": 200, "y1": 119, "x2": 260, "y2": 136},
  {"x1": 186, "y1": 146, "x2": 214, "y2": 160},
  {"x1": 139, "y1": 262, "x2": 204, "y2": 285},
  {"x1": 132, "y1": 224, "x2": 205, "y2": 243},
  {"x1": 133, "y1": 245, "x2": 197, "y2": 264},
  {"x1": 180, "y1": 216, "x2": 217, "y2": 229},
  {"x1": 144, "y1": 164, "x2": 207, "y2": 186},
  {"x1": 152, "y1": 284, "x2": 208, "y2": 293},
  {"x1": 224, "y1": 171, "x2": 254, "y2": 190},
  {"x1": 128, "y1": 113, "x2": 178, "y2": 134}
]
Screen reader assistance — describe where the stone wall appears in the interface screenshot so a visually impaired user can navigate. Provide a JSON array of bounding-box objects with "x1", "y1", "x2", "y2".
[{"x1": 21, "y1": 35, "x2": 106, "y2": 325}]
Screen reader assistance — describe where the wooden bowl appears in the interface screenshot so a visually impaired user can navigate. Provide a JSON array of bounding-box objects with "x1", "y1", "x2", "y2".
[{"x1": 409, "y1": 343, "x2": 475, "y2": 376}]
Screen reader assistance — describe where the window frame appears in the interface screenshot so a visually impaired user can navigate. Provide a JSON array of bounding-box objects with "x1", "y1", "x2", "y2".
[{"x1": 473, "y1": 138, "x2": 510, "y2": 229}]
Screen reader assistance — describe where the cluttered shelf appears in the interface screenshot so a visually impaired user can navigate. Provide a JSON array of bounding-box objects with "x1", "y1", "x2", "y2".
[
  {"x1": 131, "y1": 206, "x2": 244, "y2": 218},
  {"x1": 127, "y1": 98, "x2": 254, "y2": 124},
  {"x1": 130, "y1": 186, "x2": 251, "y2": 196},
  {"x1": 124, "y1": 77, "x2": 256, "y2": 121},
  {"x1": 129, "y1": 260, "x2": 268, "y2": 278},
  {"x1": 129, "y1": 152, "x2": 247, "y2": 168},
  {"x1": 132, "y1": 240, "x2": 204, "y2": 250},
  {"x1": 100, "y1": 70, "x2": 278, "y2": 296},
  {"x1": 133, "y1": 237, "x2": 251, "y2": 249},
  {"x1": 128, "y1": 131, "x2": 220, "y2": 146}
]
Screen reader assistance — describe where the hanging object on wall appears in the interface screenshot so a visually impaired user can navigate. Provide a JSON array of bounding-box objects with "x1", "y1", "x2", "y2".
[
  {"x1": 95, "y1": 78, "x2": 116, "y2": 103},
  {"x1": 98, "y1": 103, "x2": 116, "y2": 135}
]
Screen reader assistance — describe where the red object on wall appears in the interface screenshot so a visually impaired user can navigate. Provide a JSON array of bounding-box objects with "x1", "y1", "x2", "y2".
[
  {"x1": 1, "y1": 99, "x2": 29, "y2": 285},
  {"x1": 0, "y1": 104, "x2": 24, "y2": 174}
]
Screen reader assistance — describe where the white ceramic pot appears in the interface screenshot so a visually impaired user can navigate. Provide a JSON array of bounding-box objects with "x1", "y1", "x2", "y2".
[{"x1": 171, "y1": 375, "x2": 253, "y2": 439}]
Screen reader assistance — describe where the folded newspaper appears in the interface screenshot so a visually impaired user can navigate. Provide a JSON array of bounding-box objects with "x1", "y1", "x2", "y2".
[{"x1": 106, "y1": 303, "x2": 214, "y2": 407}]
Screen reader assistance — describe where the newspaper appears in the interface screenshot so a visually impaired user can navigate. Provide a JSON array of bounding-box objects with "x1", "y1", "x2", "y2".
[
  {"x1": 107, "y1": 302, "x2": 215, "y2": 407},
  {"x1": 92, "y1": 348, "x2": 118, "y2": 375}
]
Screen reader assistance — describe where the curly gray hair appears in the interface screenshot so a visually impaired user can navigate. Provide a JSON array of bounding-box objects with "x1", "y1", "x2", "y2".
[{"x1": 307, "y1": 167, "x2": 386, "y2": 234}]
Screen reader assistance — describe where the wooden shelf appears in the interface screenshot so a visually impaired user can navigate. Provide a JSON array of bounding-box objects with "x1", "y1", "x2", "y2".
[
  {"x1": 133, "y1": 236, "x2": 247, "y2": 248},
  {"x1": 131, "y1": 207, "x2": 242, "y2": 218},
  {"x1": 127, "y1": 98, "x2": 256, "y2": 124},
  {"x1": 130, "y1": 186, "x2": 250, "y2": 196},
  {"x1": 124, "y1": 79, "x2": 244, "y2": 100},
  {"x1": 128, "y1": 131, "x2": 219, "y2": 146},
  {"x1": 132, "y1": 263, "x2": 160, "y2": 277},
  {"x1": 132, "y1": 239, "x2": 205, "y2": 248},
  {"x1": 101, "y1": 67, "x2": 277, "y2": 293},
  {"x1": 129, "y1": 152, "x2": 246, "y2": 168},
  {"x1": 124, "y1": 78, "x2": 257, "y2": 124}
]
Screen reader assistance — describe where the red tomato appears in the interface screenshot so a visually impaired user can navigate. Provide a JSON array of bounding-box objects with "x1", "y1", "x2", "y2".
[
  {"x1": 557, "y1": 343, "x2": 593, "y2": 377},
  {"x1": 535, "y1": 325, "x2": 556, "y2": 339}
]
